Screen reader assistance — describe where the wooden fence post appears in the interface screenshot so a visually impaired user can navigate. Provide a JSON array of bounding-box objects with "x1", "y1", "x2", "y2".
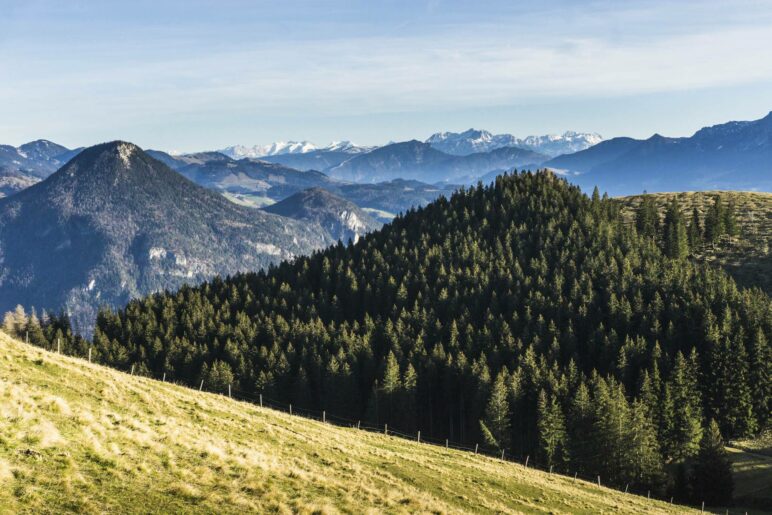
[
  {"x1": 474, "y1": 443, "x2": 478, "y2": 454},
  {"x1": 549, "y1": 465, "x2": 553, "y2": 474},
  {"x1": 500, "y1": 449, "x2": 505, "y2": 460},
  {"x1": 445, "y1": 439, "x2": 448, "y2": 448},
  {"x1": 384, "y1": 423, "x2": 388, "y2": 435},
  {"x1": 289, "y1": 404, "x2": 292, "y2": 415},
  {"x1": 162, "y1": 372, "x2": 166, "y2": 382},
  {"x1": 573, "y1": 472, "x2": 577, "y2": 483},
  {"x1": 130, "y1": 364, "x2": 134, "y2": 375},
  {"x1": 597, "y1": 476, "x2": 601, "y2": 487},
  {"x1": 199, "y1": 379, "x2": 204, "y2": 391},
  {"x1": 259, "y1": 394, "x2": 263, "y2": 407},
  {"x1": 323, "y1": 411, "x2": 326, "y2": 423},
  {"x1": 88, "y1": 347, "x2": 92, "y2": 362},
  {"x1": 57, "y1": 338, "x2": 60, "y2": 354},
  {"x1": 524, "y1": 455, "x2": 529, "y2": 468},
  {"x1": 228, "y1": 384, "x2": 231, "y2": 398},
  {"x1": 624, "y1": 484, "x2": 629, "y2": 493},
  {"x1": 357, "y1": 420, "x2": 361, "y2": 429}
]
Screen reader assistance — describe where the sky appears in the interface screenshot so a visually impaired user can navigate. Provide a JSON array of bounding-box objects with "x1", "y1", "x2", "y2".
[{"x1": 1, "y1": 0, "x2": 772, "y2": 152}]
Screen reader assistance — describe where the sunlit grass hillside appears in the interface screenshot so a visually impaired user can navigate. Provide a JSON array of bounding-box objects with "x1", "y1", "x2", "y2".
[{"x1": 0, "y1": 331, "x2": 697, "y2": 514}]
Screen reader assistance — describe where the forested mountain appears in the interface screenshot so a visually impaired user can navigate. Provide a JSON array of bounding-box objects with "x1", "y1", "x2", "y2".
[
  {"x1": 263, "y1": 187, "x2": 381, "y2": 243},
  {"x1": 0, "y1": 141, "x2": 330, "y2": 332},
  {"x1": 547, "y1": 112, "x2": 772, "y2": 195},
  {"x1": 88, "y1": 171, "x2": 770, "y2": 502},
  {"x1": 326, "y1": 140, "x2": 547, "y2": 183}
]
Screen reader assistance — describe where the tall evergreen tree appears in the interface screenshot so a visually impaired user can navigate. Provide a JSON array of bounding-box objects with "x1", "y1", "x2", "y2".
[
  {"x1": 663, "y1": 197, "x2": 689, "y2": 259},
  {"x1": 480, "y1": 370, "x2": 511, "y2": 450},
  {"x1": 690, "y1": 420, "x2": 733, "y2": 506},
  {"x1": 635, "y1": 195, "x2": 660, "y2": 239},
  {"x1": 537, "y1": 389, "x2": 568, "y2": 470}
]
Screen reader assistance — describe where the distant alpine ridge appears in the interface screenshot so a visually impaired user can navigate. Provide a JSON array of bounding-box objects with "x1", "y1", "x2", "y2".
[
  {"x1": 425, "y1": 129, "x2": 602, "y2": 157},
  {"x1": 546, "y1": 111, "x2": 772, "y2": 195},
  {"x1": 0, "y1": 139, "x2": 82, "y2": 196},
  {"x1": 220, "y1": 140, "x2": 373, "y2": 159}
]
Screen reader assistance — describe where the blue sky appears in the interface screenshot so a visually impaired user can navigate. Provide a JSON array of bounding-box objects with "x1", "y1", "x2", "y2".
[{"x1": 1, "y1": 0, "x2": 772, "y2": 151}]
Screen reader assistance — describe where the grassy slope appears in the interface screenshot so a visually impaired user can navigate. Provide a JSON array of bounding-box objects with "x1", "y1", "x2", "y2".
[
  {"x1": 616, "y1": 191, "x2": 772, "y2": 295},
  {"x1": 0, "y1": 332, "x2": 694, "y2": 514},
  {"x1": 726, "y1": 447, "x2": 772, "y2": 509}
]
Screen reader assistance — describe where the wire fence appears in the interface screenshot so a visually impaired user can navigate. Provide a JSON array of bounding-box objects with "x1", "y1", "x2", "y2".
[{"x1": 27, "y1": 338, "x2": 743, "y2": 514}]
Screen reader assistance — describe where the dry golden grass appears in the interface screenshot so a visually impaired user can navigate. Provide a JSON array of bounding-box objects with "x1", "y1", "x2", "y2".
[
  {"x1": 0, "y1": 331, "x2": 695, "y2": 514},
  {"x1": 616, "y1": 191, "x2": 772, "y2": 294}
]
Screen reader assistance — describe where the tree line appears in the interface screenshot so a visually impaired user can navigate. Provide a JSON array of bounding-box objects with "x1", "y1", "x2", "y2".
[
  {"x1": 5, "y1": 172, "x2": 768, "y2": 507},
  {"x1": 635, "y1": 194, "x2": 739, "y2": 259}
]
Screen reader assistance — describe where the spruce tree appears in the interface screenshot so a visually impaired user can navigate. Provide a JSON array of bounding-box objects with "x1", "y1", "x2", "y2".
[
  {"x1": 663, "y1": 197, "x2": 689, "y2": 259},
  {"x1": 663, "y1": 352, "x2": 703, "y2": 462},
  {"x1": 690, "y1": 420, "x2": 733, "y2": 506},
  {"x1": 687, "y1": 207, "x2": 702, "y2": 249},
  {"x1": 537, "y1": 389, "x2": 568, "y2": 470},
  {"x1": 635, "y1": 195, "x2": 659, "y2": 239},
  {"x1": 480, "y1": 370, "x2": 511, "y2": 450},
  {"x1": 704, "y1": 196, "x2": 726, "y2": 242}
]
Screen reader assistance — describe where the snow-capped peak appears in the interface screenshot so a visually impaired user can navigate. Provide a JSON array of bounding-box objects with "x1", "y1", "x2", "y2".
[
  {"x1": 220, "y1": 139, "x2": 376, "y2": 158},
  {"x1": 426, "y1": 129, "x2": 602, "y2": 157},
  {"x1": 220, "y1": 141, "x2": 319, "y2": 159}
]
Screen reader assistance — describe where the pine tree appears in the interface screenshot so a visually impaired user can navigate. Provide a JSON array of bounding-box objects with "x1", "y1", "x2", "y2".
[
  {"x1": 663, "y1": 352, "x2": 702, "y2": 462},
  {"x1": 635, "y1": 195, "x2": 659, "y2": 239},
  {"x1": 480, "y1": 370, "x2": 511, "y2": 450},
  {"x1": 690, "y1": 420, "x2": 733, "y2": 506},
  {"x1": 704, "y1": 196, "x2": 726, "y2": 242},
  {"x1": 663, "y1": 197, "x2": 689, "y2": 259},
  {"x1": 537, "y1": 389, "x2": 568, "y2": 470},
  {"x1": 204, "y1": 360, "x2": 234, "y2": 393},
  {"x1": 724, "y1": 199, "x2": 738, "y2": 237},
  {"x1": 687, "y1": 207, "x2": 702, "y2": 249},
  {"x1": 624, "y1": 399, "x2": 665, "y2": 492}
]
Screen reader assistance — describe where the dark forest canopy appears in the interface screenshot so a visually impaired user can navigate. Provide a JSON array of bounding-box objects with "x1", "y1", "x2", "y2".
[{"x1": 17, "y1": 171, "x2": 770, "y2": 501}]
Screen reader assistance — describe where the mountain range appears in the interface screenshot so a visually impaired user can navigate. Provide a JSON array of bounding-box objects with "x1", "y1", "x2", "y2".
[
  {"x1": 220, "y1": 140, "x2": 373, "y2": 160},
  {"x1": 0, "y1": 141, "x2": 332, "y2": 332},
  {"x1": 326, "y1": 140, "x2": 547, "y2": 183},
  {"x1": 0, "y1": 140, "x2": 82, "y2": 196},
  {"x1": 547, "y1": 111, "x2": 772, "y2": 195},
  {"x1": 425, "y1": 129, "x2": 602, "y2": 157}
]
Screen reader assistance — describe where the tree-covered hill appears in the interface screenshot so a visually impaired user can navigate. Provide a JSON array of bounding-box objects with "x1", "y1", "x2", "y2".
[{"x1": 61, "y1": 171, "x2": 771, "y2": 501}]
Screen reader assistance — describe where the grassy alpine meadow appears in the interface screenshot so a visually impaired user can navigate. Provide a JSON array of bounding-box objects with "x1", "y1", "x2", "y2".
[{"x1": 0, "y1": 331, "x2": 696, "y2": 514}]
